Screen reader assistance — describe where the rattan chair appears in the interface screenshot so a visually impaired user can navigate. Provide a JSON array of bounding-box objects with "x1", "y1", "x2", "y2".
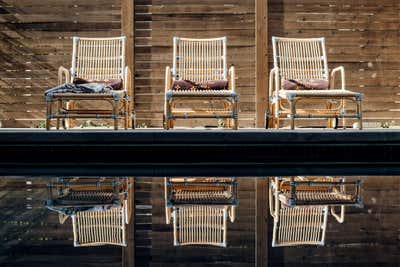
[
  {"x1": 267, "y1": 37, "x2": 363, "y2": 129},
  {"x1": 46, "y1": 178, "x2": 132, "y2": 247},
  {"x1": 45, "y1": 37, "x2": 134, "y2": 130},
  {"x1": 165, "y1": 178, "x2": 237, "y2": 247},
  {"x1": 269, "y1": 176, "x2": 362, "y2": 247},
  {"x1": 164, "y1": 37, "x2": 239, "y2": 129},
  {"x1": 269, "y1": 178, "x2": 328, "y2": 247}
]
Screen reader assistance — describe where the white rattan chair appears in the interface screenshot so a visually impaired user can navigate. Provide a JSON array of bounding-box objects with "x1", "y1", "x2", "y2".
[
  {"x1": 164, "y1": 37, "x2": 238, "y2": 129},
  {"x1": 269, "y1": 179, "x2": 328, "y2": 247},
  {"x1": 165, "y1": 178, "x2": 237, "y2": 247},
  {"x1": 46, "y1": 178, "x2": 132, "y2": 247},
  {"x1": 45, "y1": 37, "x2": 134, "y2": 130},
  {"x1": 268, "y1": 37, "x2": 362, "y2": 129}
]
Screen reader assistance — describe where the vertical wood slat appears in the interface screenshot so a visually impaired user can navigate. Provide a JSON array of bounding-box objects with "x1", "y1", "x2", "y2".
[
  {"x1": 123, "y1": 177, "x2": 135, "y2": 267},
  {"x1": 255, "y1": 0, "x2": 268, "y2": 128},
  {"x1": 256, "y1": 178, "x2": 269, "y2": 267},
  {"x1": 121, "y1": 0, "x2": 135, "y2": 262},
  {"x1": 122, "y1": 0, "x2": 135, "y2": 108}
]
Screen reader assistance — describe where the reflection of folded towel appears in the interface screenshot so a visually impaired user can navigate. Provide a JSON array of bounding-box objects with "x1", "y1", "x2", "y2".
[
  {"x1": 282, "y1": 79, "x2": 329, "y2": 90},
  {"x1": 45, "y1": 82, "x2": 113, "y2": 95},
  {"x1": 171, "y1": 79, "x2": 229, "y2": 91}
]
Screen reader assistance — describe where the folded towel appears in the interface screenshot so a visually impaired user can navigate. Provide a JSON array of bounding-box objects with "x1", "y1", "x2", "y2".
[
  {"x1": 282, "y1": 78, "x2": 329, "y2": 90},
  {"x1": 45, "y1": 82, "x2": 113, "y2": 96},
  {"x1": 74, "y1": 78, "x2": 123, "y2": 91}
]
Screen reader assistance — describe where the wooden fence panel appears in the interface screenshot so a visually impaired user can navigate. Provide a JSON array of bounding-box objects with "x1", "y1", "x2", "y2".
[
  {"x1": 134, "y1": 0, "x2": 256, "y2": 128},
  {"x1": 269, "y1": 0, "x2": 400, "y2": 127},
  {"x1": 0, "y1": 0, "x2": 121, "y2": 128}
]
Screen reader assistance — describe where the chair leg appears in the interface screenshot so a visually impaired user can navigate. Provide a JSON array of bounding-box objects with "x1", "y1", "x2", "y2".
[
  {"x1": 357, "y1": 99, "x2": 363, "y2": 130},
  {"x1": 66, "y1": 101, "x2": 74, "y2": 129},
  {"x1": 163, "y1": 114, "x2": 169, "y2": 130},
  {"x1": 113, "y1": 99, "x2": 119, "y2": 130},
  {"x1": 165, "y1": 100, "x2": 172, "y2": 130},
  {"x1": 265, "y1": 110, "x2": 270, "y2": 129},
  {"x1": 225, "y1": 118, "x2": 230, "y2": 129},
  {"x1": 289, "y1": 99, "x2": 295, "y2": 130},
  {"x1": 131, "y1": 111, "x2": 136, "y2": 129},
  {"x1": 124, "y1": 100, "x2": 129, "y2": 130},
  {"x1": 342, "y1": 98, "x2": 346, "y2": 129},
  {"x1": 325, "y1": 102, "x2": 333, "y2": 129},
  {"x1": 46, "y1": 100, "x2": 52, "y2": 130},
  {"x1": 275, "y1": 116, "x2": 280, "y2": 129},
  {"x1": 56, "y1": 99, "x2": 62, "y2": 130},
  {"x1": 232, "y1": 97, "x2": 239, "y2": 130}
]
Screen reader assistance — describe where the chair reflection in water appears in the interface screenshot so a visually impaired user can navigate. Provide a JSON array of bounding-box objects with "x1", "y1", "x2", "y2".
[
  {"x1": 165, "y1": 178, "x2": 238, "y2": 247},
  {"x1": 46, "y1": 177, "x2": 132, "y2": 247},
  {"x1": 269, "y1": 176, "x2": 362, "y2": 247}
]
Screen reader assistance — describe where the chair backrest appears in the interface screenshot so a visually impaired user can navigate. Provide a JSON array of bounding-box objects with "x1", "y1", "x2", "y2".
[
  {"x1": 71, "y1": 37, "x2": 126, "y2": 81},
  {"x1": 72, "y1": 207, "x2": 126, "y2": 247},
  {"x1": 173, "y1": 205, "x2": 227, "y2": 247},
  {"x1": 172, "y1": 37, "x2": 227, "y2": 83},
  {"x1": 272, "y1": 37, "x2": 329, "y2": 81},
  {"x1": 272, "y1": 205, "x2": 328, "y2": 247}
]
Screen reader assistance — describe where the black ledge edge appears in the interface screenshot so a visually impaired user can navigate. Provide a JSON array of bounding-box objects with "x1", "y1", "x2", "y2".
[{"x1": 0, "y1": 129, "x2": 399, "y2": 177}]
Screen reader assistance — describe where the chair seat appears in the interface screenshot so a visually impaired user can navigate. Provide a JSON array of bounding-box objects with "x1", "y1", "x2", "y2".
[
  {"x1": 167, "y1": 89, "x2": 237, "y2": 98},
  {"x1": 50, "y1": 90, "x2": 127, "y2": 99},
  {"x1": 55, "y1": 190, "x2": 116, "y2": 206},
  {"x1": 279, "y1": 89, "x2": 361, "y2": 99},
  {"x1": 170, "y1": 108, "x2": 233, "y2": 116},
  {"x1": 172, "y1": 189, "x2": 234, "y2": 204},
  {"x1": 279, "y1": 191, "x2": 355, "y2": 206}
]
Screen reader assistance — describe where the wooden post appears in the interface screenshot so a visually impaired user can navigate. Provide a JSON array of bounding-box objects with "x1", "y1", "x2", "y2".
[
  {"x1": 255, "y1": 0, "x2": 268, "y2": 128},
  {"x1": 123, "y1": 177, "x2": 135, "y2": 267},
  {"x1": 256, "y1": 178, "x2": 269, "y2": 267},
  {"x1": 122, "y1": 0, "x2": 135, "y2": 114}
]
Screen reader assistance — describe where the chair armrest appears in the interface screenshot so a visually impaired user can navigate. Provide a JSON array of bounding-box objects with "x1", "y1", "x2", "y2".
[
  {"x1": 228, "y1": 206, "x2": 236, "y2": 223},
  {"x1": 269, "y1": 181, "x2": 276, "y2": 218},
  {"x1": 331, "y1": 206, "x2": 345, "y2": 223},
  {"x1": 165, "y1": 66, "x2": 172, "y2": 92},
  {"x1": 330, "y1": 66, "x2": 345, "y2": 90},
  {"x1": 269, "y1": 67, "x2": 278, "y2": 100},
  {"x1": 228, "y1": 65, "x2": 236, "y2": 92},
  {"x1": 58, "y1": 66, "x2": 70, "y2": 85}
]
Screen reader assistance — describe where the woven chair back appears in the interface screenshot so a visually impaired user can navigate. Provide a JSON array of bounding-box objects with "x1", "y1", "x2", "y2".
[
  {"x1": 71, "y1": 37, "x2": 126, "y2": 81},
  {"x1": 174, "y1": 205, "x2": 227, "y2": 247},
  {"x1": 72, "y1": 207, "x2": 126, "y2": 247},
  {"x1": 273, "y1": 205, "x2": 328, "y2": 247},
  {"x1": 172, "y1": 37, "x2": 227, "y2": 83},
  {"x1": 272, "y1": 37, "x2": 329, "y2": 81}
]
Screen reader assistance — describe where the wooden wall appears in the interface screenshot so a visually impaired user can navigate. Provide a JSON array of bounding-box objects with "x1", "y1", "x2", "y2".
[
  {"x1": 1, "y1": 0, "x2": 400, "y2": 127},
  {"x1": 0, "y1": 177, "x2": 399, "y2": 266}
]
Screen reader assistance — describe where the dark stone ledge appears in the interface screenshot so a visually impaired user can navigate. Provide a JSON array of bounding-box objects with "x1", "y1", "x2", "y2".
[{"x1": 0, "y1": 129, "x2": 399, "y2": 176}]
